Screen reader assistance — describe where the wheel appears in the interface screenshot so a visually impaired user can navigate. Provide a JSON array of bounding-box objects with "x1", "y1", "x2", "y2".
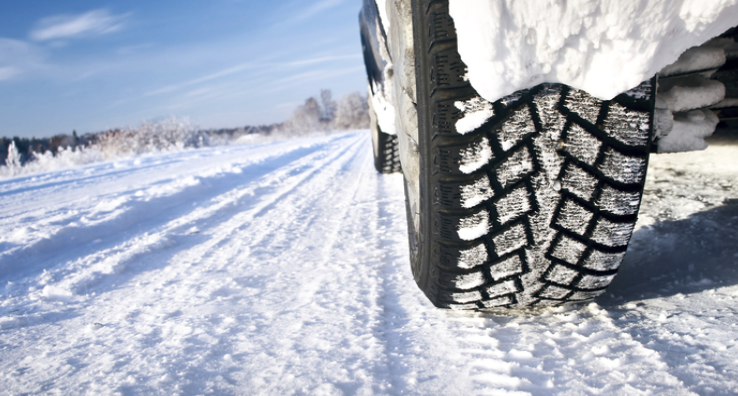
[
  {"x1": 408, "y1": 0, "x2": 656, "y2": 309},
  {"x1": 370, "y1": 100, "x2": 402, "y2": 174}
]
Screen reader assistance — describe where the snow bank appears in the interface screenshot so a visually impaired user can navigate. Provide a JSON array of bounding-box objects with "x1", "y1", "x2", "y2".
[
  {"x1": 449, "y1": 0, "x2": 738, "y2": 102},
  {"x1": 1, "y1": 132, "x2": 737, "y2": 394}
]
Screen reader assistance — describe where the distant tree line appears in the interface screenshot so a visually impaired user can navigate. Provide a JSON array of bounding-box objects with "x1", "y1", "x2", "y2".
[
  {"x1": 1, "y1": 90, "x2": 369, "y2": 166},
  {"x1": 280, "y1": 90, "x2": 369, "y2": 136}
]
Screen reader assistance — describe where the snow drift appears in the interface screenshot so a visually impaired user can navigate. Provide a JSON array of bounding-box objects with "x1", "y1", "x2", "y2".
[{"x1": 449, "y1": 0, "x2": 738, "y2": 102}]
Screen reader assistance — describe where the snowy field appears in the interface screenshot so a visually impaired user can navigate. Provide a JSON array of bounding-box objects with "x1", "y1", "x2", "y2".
[{"x1": 1, "y1": 130, "x2": 737, "y2": 395}]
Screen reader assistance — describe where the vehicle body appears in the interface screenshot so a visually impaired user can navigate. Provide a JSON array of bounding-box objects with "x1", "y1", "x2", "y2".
[{"x1": 360, "y1": 0, "x2": 738, "y2": 309}]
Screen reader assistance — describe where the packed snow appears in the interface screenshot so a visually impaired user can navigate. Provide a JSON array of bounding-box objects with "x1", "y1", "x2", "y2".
[
  {"x1": 449, "y1": 0, "x2": 738, "y2": 102},
  {"x1": 1, "y1": 130, "x2": 738, "y2": 395}
]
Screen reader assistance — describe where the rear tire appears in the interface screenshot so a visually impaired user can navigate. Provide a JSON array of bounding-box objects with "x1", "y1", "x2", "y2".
[
  {"x1": 370, "y1": 106, "x2": 402, "y2": 174},
  {"x1": 409, "y1": 0, "x2": 656, "y2": 309}
]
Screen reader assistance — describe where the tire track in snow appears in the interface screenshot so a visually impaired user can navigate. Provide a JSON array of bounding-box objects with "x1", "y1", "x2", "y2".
[
  {"x1": 0, "y1": 134, "x2": 359, "y2": 286},
  {"x1": 1, "y1": 132, "x2": 397, "y2": 394}
]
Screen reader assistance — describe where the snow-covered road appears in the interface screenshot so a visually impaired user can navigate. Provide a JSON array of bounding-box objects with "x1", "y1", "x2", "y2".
[{"x1": 1, "y1": 131, "x2": 737, "y2": 395}]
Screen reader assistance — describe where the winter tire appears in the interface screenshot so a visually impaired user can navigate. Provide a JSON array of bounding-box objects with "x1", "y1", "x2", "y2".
[
  {"x1": 370, "y1": 106, "x2": 402, "y2": 174},
  {"x1": 408, "y1": 0, "x2": 656, "y2": 309}
]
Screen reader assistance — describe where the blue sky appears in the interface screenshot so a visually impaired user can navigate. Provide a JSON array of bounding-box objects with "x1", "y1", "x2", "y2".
[{"x1": 0, "y1": 0, "x2": 367, "y2": 138}]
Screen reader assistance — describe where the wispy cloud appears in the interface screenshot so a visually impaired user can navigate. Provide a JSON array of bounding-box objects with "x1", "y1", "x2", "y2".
[
  {"x1": 144, "y1": 62, "x2": 259, "y2": 96},
  {"x1": 30, "y1": 9, "x2": 128, "y2": 41},
  {"x1": 0, "y1": 38, "x2": 44, "y2": 81},
  {"x1": 144, "y1": 53, "x2": 359, "y2": 97},
  {"x1": 278, "y1": 0, "x2": 345, "y2": 25}
]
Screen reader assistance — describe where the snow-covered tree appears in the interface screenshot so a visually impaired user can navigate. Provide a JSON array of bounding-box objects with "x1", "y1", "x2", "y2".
[
  {"x1": 333, "y1": 92, "x2": 370, "y2": 130},
  {"x1": 320, "y1": 89, "x2": 337, "y2": 122},
  {"x1": 5, "y1": 141, "x2": 22, "y2": 174}
]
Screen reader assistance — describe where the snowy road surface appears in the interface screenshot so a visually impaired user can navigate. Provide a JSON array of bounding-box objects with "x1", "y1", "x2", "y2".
[{"x1": 1, "y1": 130, "x2": 738, "y2": 395}]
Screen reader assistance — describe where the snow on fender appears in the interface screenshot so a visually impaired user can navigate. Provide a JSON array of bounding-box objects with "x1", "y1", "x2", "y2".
[{"x1": 449, "y1": 0, "x2": 738, "y2": 102}]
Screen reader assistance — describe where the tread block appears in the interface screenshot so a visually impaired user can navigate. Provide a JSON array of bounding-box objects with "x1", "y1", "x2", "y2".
[
  {"x1": 596, "y1": 184, "x2": 641, "y2": 216},
  {"x1": 622, "y1": 80, "x2": 653, "y2": 101},
  {"x1": 555, "y1": 199, "x2": 594, "y2": 235},
  {"x1": 444, "y1": 290, "x2": 483, "y2": 304},
  {"x1": 437, "y1": 242, "x2": 489, "y2": 270},
  {"x1": 550, "y1": 235, "x2": 588, "y2": 265},
  {"x1": 603, "y1": 102, "x2": 651, "y2": 147},
  {"x1": 495, "y1": 145, "x2": 535, "y2": 189},
  {"x1": 545, "y1": 264, "x2": 579, "y2": 286},
  {"x1": 582, "y1": 249, "x2": 625, "y2": 271},
  {"x1": 599, "y1": 148, "x2": 646, "y2": 184},
  {"x1": 453, "y1": 209, "x2": 490, "y2": 241},
  {"x1": 533, "y1": 85, "x2": 566, "y2": 138},
  {"x1": 374, "y1": 132, "x2": 402, "y2": 174},
  {"x1": 535, "y1": 299, "x2": 564, "y2": 307},
  {"x1": 538, "y1": 285, "x2": 571, "y2": 299},
  {"x1": 432, "y1": 99, "x2": 462, "y2": 136},
  {"x1": 577, "y1": 274, "x2": 616, "y2": 290},
  {"x1": 494, "y1": 186, "x2": 532, "y2": 225},
  {"x1": 494, "y1": 105, "x2": 537, "y2": 151},
  {"x1": 590, "y1": 218, "x2": 635, "y2": 247},
  {"x1": 445, "y1": 269, "x2": 486, "y2": 290},
  {"x1": 491, "y1": 222, "x2": 529, "y2": 257},
  {"x1": 459, "y1": 174, "x2": 495, "y2": 208},
  {"x1": 434, "y1": 135, "x2": 493, "y2": 175},
  {"x1": 563, "y1": 123, "x2": 601, "y2": 166},
  {"x1": 480, "y1": 295, "x2": 514, "y2": 308},
  {"x1": 486, "y1": 279, "x2": 520, "y2": 298},
  {"x1": 561, "y1": 163, "x2": 598, "y2": 201},
  {"x1": 440, "y1": 174, "x2": 495, "y2": 209},
  {"x1": 488, "y1": 253, "x2": 525, "y2": 281},
  {"x1": 569, "y1": 290, "x2": 605, "y2": 301},
  {"x1": 564, "y1": 88, "x2": 603, "y2": 125}
]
